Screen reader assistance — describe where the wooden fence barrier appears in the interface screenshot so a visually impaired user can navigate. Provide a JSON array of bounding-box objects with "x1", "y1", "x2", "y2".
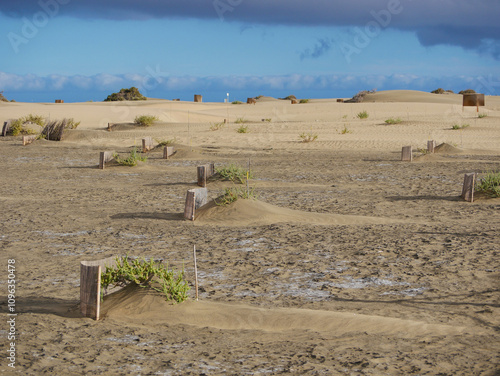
[
  {"x1": 427, "y1": 140, "x2": 436, "y2": 154},
  {"x1": 197, "y1": 163, "x2": 215, "y2": 187},
  {"x1": 142, "y1": 137, "x2": 154, "y2": 153},
  {"x1": 80, "y1": 257, "x2": 117, "y2": 320},
  {"x1": 2, "y1": 121, "x2": 11, "y2": 137},
  {"x1": 401, "y1": 146, "x2": 413, "y2": 161},
  {"x1": 461, "y1": 173, "x2": 476, "y2": 202},
  {"x1": 184, "y1": 188, "x2": 208, "y2": 220},
  {"x1": 99, "y1": 151, "x2": 115, "y2": 169},
  {"x1": 163, "y1": 146, "x2": 176, "y2": 159},
  {"x1": 22, "y1": 135, "x2": 36, "y2": 146}
]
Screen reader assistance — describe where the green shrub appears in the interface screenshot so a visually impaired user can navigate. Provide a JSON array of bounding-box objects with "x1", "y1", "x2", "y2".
[
  {"x1": 104, "y1": 87, "x2": 147, "y2": 101},
  {"x1": 215, "y1": 163, "x2": 253, "y2": 184},
  {"x1": 299, "y1": 132, "x2": 318, "y2": 142},
  {"x1": 113, "y1": 147, "x2": 147, "y2": 167},
  {"x1": 431, "y1": 88, "x2": 445, "y2": 94},
  {"x1": 232, "y1": 101, "x2": 243, "y2": 104},
  {"x1": 155, "y1": 138, "x2": 176, "y2": 147},
  {"x1": 209, "y1": 122, "x2": 224, "y2": 131},
  {"x1": 101, "y1": 255, "x2": 189, "y2": 303},
  {"x1": 340, "y1": 126, "x2": 351, "y2": 134},
  {"x1": 357, "y1": 111, "x2": 369, "y2": 119},
  {"x1": 66, "y1": 118, "x2": 80, "y2": 129},
  {"x1": 134, "y1": 115, "x2": 159, "y2": 127},
  {"x1": 452, "y1": 124, "x2": 469, "y2": 130},
  {"x1": 235, "y1": 117, "x2": 247, "y2": 124},
  {"x1": 237, "y1": 124, "x2": 249, "y2": 133},
  {"x1": 299, "y1": 99, "x2": 309, "y2": 104},
  {"x1": 459, "y1": 89, "x2": 476, "y2": 95},
  {"x1": 215, "y1": 186, "x2": 257, "y2": 206},
  {"x1": 478, "y1": 113, "x2": 488, "y2": 118},
  {"x1": 476, "y1": 172, "x2": 500, "y2": 197},
  {"x1": 385, "y1": 117, "x2": 402, "y2": 124}
]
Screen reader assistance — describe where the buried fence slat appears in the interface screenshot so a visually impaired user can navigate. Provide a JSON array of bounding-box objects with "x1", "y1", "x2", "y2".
[
  {"x1": 461, "y1": 173, "x2": 476, "y2": 202},
  {"x1": 2, "y1": 121, "x2": 11, "y2": 137},
  {"x1": 184, "y1": 188, "x2": 208, "y2": 221},
  {"x1": 142, "y1": 137, "x2": 154, "y2": 153},
  {"x1": 22, "y1": 135, "x2": 36, "y2": 146},
  {"x1": 80, "y1": 257, "x2": 117, "y2": 320},
  {"x1": 197, "y1": 165, "x2": 207, "y2": 187},
  {"x1": 99, "y1": 151, "x2": 114, "y2": 169},
  {"x1": 427, "y1": 140, "x2": 436, "y2": 154},
  {"x1": 401, "y1": 146, "x2": 412, "y2": 162},
  {"x1": 163, "y1": 146, "x2": 175, "y2": 159}
]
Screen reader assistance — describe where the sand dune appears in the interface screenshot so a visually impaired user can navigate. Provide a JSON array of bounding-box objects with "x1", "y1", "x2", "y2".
[{"x1": 195, "y1": 198, "x2": 401, "y2": 226}]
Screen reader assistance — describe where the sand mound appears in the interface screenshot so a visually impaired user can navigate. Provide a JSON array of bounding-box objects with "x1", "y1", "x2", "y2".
[
  {"x1": 363, "y1": 90, "x2": 462, "y2": 104},
  {"x1": 102, "y1": 286, "x2": 469, "y2": 337},
  {"x1": 194, "y1": 198, "x2": 399, "y2": 227},
  {"x1": 434, "y1": 142, "x2": 464, "y2": 154}
]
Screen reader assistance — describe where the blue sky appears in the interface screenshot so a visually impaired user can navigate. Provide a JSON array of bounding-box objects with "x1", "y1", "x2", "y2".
[{"x1": 1, "y1": 0, "x2": 500, "y2": 102}]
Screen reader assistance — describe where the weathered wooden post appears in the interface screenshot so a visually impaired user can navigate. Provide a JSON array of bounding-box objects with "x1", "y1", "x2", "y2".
[
  {"x1": 142, "y1": 137, "x2": 154, "y2": 153},
  {"x1": 80, "y1": 257, "x2": 116, "y2": 320},
  {"x1": 194, "y1": 94, "x2": 202, "y2": 102},
  {"x1": 462, "y1": 93, "x2": 485, "y2": 113},
  {"x1": 99, "y1": 151, "x2": 115, "y2": 169},
  {"x1": 183, "y1": 188, "x2": 208, "y2": 221},
  {"x1": 427, "y1": 140, "x2": 436, "y2": 154},
  {"x1": 163, "y1": 146, "x2": 175, "y2": 159},
  {"x1": 2, "y1": 121, "x2": 11, "y2": 137},
  {"x1": 401, "y1": 146, "x2": 413, "y2": 161},
  {"x1": 197, "y1": 165, "x2": 207, "y2": 187},
  {"x1": 22, "y1": 135, "x2": 36, "y2": 146},
  {"x1": 107, "y1": 123, "x2": 113, "y2": 132},
  {"x1": 461, "y1": 173, "x2": 476, "y2": 202}
]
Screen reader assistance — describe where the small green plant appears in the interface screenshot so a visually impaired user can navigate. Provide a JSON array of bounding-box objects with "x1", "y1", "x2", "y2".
[
  {"x1": 237, "y1": 124, "x2": 249, "y2": 133},
  {"x1": 235, "y1": 117, "x2": 248, "y2": 124},
  {"x1": 155, "y1": 138, "x2": 176, "y2": 147},
  {"x1": 385, "y1": 117, "x2": 402, "y2": 124},
  {"x1": 215, "y1": 163, "x2": 253, "y2": 184},
  {"x1": 101, "y1": 255, "x2": 189, "y2": 303},
  {"x1": 23, "y1": 114, "x2": 46, "y2": 127},
  {"x1": 478, "y1": 113, "x2": 488, "y2": 118},
  {"x1": 66, "y1": 118, "x2": 80, "y2": 129},
  {"x1": 299, "y1": 132, "x2": 318, "y2": 143},
  {"x1": 476, "y1": 171, "x2": 500, "y2": 197},
  {"x1": 340, "y1": 126, "x2": 351, "y2": 134},
  {"x1": 113, "y1": 147, "x2": 147, "y2": 167},
  {"x1": 299, "y1": 99, "x2": 309, "y2": 104},
  {"x1": 209, "y1": 122, "x2": 224, "y2": 131},
  {"x1": 232, "y1": 101, "x2": 243, "y2": 104},
  {"x1": 342, "y1": 115, "x2": 348, "y2": 119},
  {"x1": 134, "y1": 115, "x2": 159, "y2": 127},
  {"x1": 357, "y1": 111, "x2": 369, "y2": 119},
  {"x1": 417, "y1": 147, "x2": 430, "y2": 155},
  {"x1": 215, "y1": 186, "x2": 257, "y2": 206},
  {"x1": 264, "y1": 118, "x2": 272, "y2": 122},
  {"x1": 452, "y1": 124, "x2": 469, "y2": 130}
]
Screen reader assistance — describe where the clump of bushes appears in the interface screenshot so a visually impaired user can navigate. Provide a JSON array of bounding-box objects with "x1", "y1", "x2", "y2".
[
  {"x1": 104, "y1": 87, "x2": 147, "y2": 101},
  {"x1": 459, "y1": 89, "x2": 476, "y2": 95},
  {"x1": 299, "y1": 132, "x2": 318, "y2": 142},
  {"x1": 134, "y1": 115, "x2": 159, "y2": 127},
  {"x1": 476, "y1": 172, "x2": 500, "y2": 197},
  {"x1": 215, "y1": 163, "x2": 253, "y2": 184},
  {"x1": 232, "y1": 101, "x2": 243, "y2": 104},
  {"x1": 300, "y1": 99, "x2": 309, "y2": 104},
  {"x1": 346, "y1": 89, "x2": 376, "y2": 103},
  {"x1": 357, "y1": 110, "x2": 369, "y2": 119},
  {"x1": 7, "y1": 114, "x2": 47, "y2": 136},
  {"x1": 40, "y1": 118, "x2": 80, "y2": 141},
  {"x1": 209, "y1": 122, "x2": 224, "y2": 131},
  {"x1": 431, "y1": 88, "x2": 454, "y2": 94},
  {"x1": 385, "y1": 117, "x2": 402, "y2": 124},
  {"x1": 236, "y1": 124, "x2": 249, "y2": 133},
  {"x1": 451, "y1": 124, "x2": 469, "y2": 130},
  {"x1": 101, "y1": 255, "x2": 189, "y2": 303},
  {"x1": 113, "y1": 147, "x2": 147, "y2": 166},
  {"x1": 215, "y1": 186, "x2": 257, "y2": 206}
]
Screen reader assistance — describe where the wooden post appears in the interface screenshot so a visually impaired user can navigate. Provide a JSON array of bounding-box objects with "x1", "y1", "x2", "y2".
[
  {"x1": 99, "y1": 151, "x2": 114, "y2": 169},
  {"x1": 208, "y1": 163, "x2": 215, "y2": 178},
  {"x1": 22, "y1": 135, "x2": 36, "y2": 146},
  {"x1": 401, "y1": 146, "x2": 412, "y2": 161},
  {"x1": 184, "y1": 188, "x2": 208, "y2": 221},
  {"x1": 2, "y1": 121, "x2": 11, "y2": 137},
  {"x1": 197, "y1": 165, "x2": 207, "y2": 187},
  {"x1": 427, "y1": 140, "x2": 436, "y2": 154},
  {"x1": 163, "y1": 146, "x2": 175, "y2": 159},
  {"x1": 142, "y1": 137, "x2": 153, "y2": 153},
  {"x1": 193, "y1": 245, "x2": 199, "y2": 301},
  {"x1": 80, "y1": 257, "x2": 117, "y2": 320},
  {"x1": 461, "y1": 173, "x2": 476, "y2": 202},
  {"x1": 107, "y1": 123, "x2": 112, "y2": 132}
]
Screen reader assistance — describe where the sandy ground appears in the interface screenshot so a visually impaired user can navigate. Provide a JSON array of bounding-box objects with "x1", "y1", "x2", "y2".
[{"x1": 0, "y1": 90, "x2": 499, "y2": 375}]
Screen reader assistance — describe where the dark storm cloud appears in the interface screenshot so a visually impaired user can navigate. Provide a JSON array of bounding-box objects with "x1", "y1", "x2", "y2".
[{"x1": 2, "y1": 0, "x2": 500, "y2": 57}]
